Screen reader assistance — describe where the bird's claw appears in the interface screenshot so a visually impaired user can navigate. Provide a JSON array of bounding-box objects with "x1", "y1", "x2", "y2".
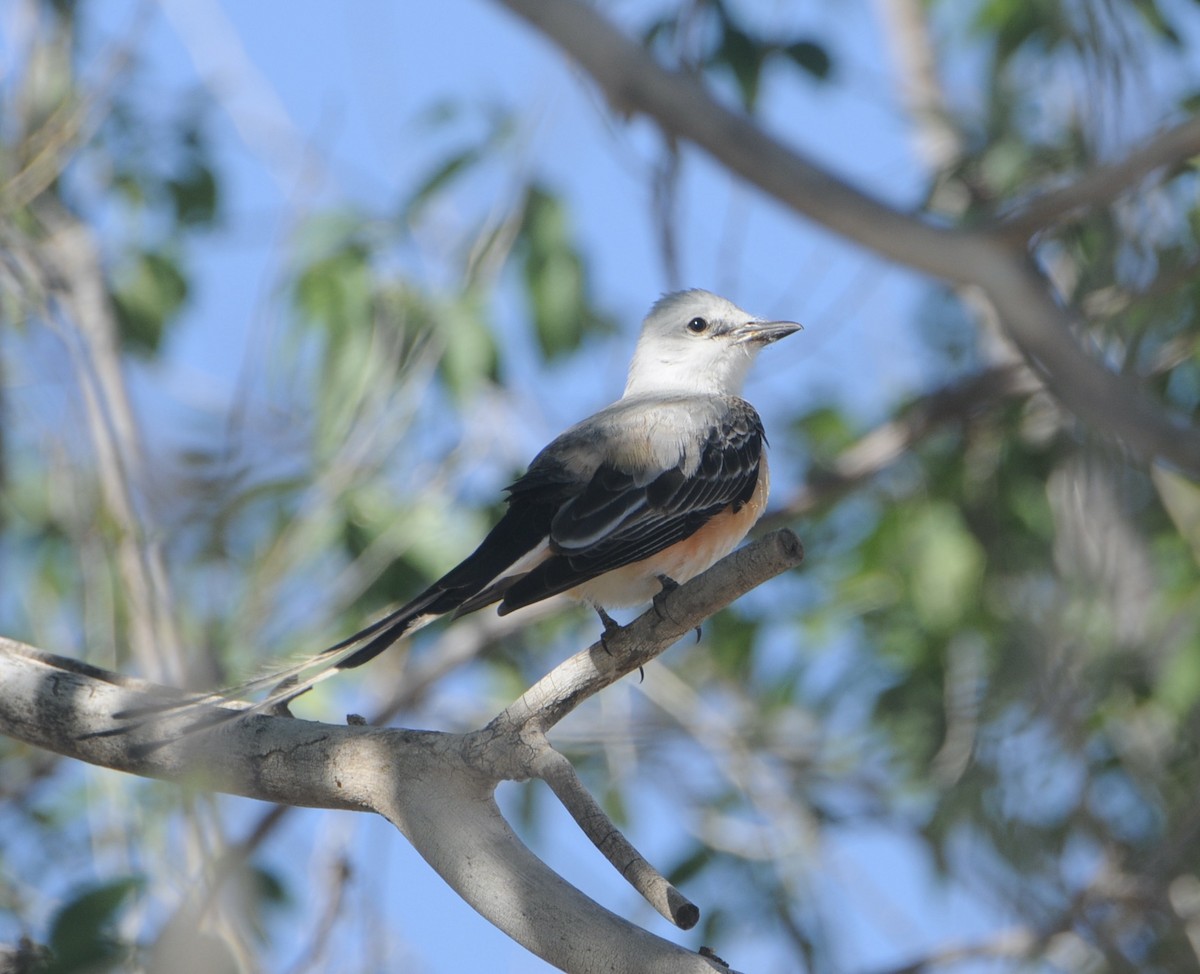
[
  {"x1": 595, "y1": 605, "x2": 622, "y2": 655},
  {"x1": 652, "y1": 574, "x2": 679, "y2": 621},
  {"x1": 267, "y1": 675, "x2": 301, "y2": 717},
  {"x1": 652, "y1": 574, "x2": 701, "y2": 640}
]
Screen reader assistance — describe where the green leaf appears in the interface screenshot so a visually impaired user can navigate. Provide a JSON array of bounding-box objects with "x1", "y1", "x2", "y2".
[
  {"x1": 438, "y1": 294, "x2": 499, "y2": 398},
  {"x1": 785, "y1": 39, "x2": 832, "y2": 81},
  {"x1": 168, "y1": 164, "x2": 218, "y2": 227},
  {"x1": 249, "y1": 864, "x2": 290, "y2": 907},
  {"x1": 1157, "y1": 637, "x2": 1200, "y2": 716},
  {"x1": 641, "y1": 15, "x2": 678, "y2": 49},
  {"x1": 403, "y1": 146, "x2": 485, "y2": 223},
  {"x1": 111, "y1": 249, "x2": 189, "y2": 354},
  {"x1": 601, "y1": 784, "x2": 629, "y2": 827},
  {"x1": 796, "y1": 406, "x2": 856, "y2": 464},
  {"x1": 293, "y1": 243, "x2": 372, "y2": 341},
  {"x1": 707, "y1": 610, "x2": 759, "y2": 681},
  {"x1": 666, "y1": 845, "x2": 715, "y2": 887},
  {"x1": 717, "y1": 24, "x2": 764, "y2": 110},
  {"x1": 400, "y1": 104, "x2": 516, "y2": 224},
  {"x1": 293, "y1": 209, "x2": 370, "y2": 261},
  {"x1": 1132, "y1": 0, "x2": 1182, "y2": 45},
  {"x1": 46, "y1": 877, "x2": 142, "y2": 974},
  {"x1": 518, "y1": 187, "x2": 609, "y2": 359},
  {"x1": 906, "y1": 503, "x2": 985, "y2": 633},
  {"x1": 1153, "y1": 465, "x2": 1200, "y2": 564},
  {"x1": 979, "y1": 138, "x2": 1032, "y2": 194},
  {"x1": 974, "y1": 0, "x2": 1063, "y2": 62}
]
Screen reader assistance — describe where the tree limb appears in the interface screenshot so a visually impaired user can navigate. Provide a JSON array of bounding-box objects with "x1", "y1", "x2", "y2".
[
  {"x1": 760, "y1": 365, "x2": 1041, "y2": 527},
  {"x1": 0, "y1": 650, "x2": 709, "y2": 974},
  {"x1": 492, "y1": 0, "x2": 1200, "y2": 477},
  {"x1": 0, "y1": 530, "x2": 803, "y2": 974},
  {"x1": 999, "y1": 116, "x2": 1200, "y2": 238}
]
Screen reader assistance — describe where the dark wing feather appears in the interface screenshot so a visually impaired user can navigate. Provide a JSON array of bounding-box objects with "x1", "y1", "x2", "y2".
[{"x1": 498, "y1": 401, "x2": 764, "y2": 613}]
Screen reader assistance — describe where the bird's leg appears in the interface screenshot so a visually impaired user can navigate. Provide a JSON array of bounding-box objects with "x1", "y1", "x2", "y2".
[
  {"x1": 266, "y1": 675, "x2": 301, "y2": 717},
  {"x1": 595, "y1": 606, "x2": 644, "y2": 677},
  {"x1": 653, "y1": 574, "x2": 701, "y2": 642},
  {"x1": 652, "y1": 574, "x2": 679, "y2": 613},
  {"x1": 594, "y1": 604, "x2": 622, "y2": 655}
]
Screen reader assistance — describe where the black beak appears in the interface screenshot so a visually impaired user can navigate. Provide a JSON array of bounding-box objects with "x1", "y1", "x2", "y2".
[{"x1": 733, "y1": 319, "x2": 803, "y2": 345}]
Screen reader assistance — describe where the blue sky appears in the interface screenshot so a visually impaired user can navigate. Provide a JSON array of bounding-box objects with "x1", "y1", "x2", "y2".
[{"x1": 106, "y1": 0, "x2": 933, "y2": 422}]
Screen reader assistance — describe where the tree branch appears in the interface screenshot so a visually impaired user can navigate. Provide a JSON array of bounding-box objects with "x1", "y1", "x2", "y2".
[
  {"x1": 535, "y1": 746, "x2": 700, "y2": 930},
  {"x1": 492, "y1": 530, "x2": 803, "y2": 734},
  {"x1": 999, "y1": 116, "x2": 1200, "y2": 238},
  {"x1": 491, "y1": 0, "x2": 1200, "y2": 477},
  {"x1": 37, "y1": 201, "x2": 188, "y2": 683},
  {"x1": 0, "y1": 643, "x2": 718, "y2": 973},
  {"x1": 0, "y1": 531, "x2": 803, "y2": 974},
  {"x1": 760, "y1": 365, "x2": 1041, "y2": 527}
]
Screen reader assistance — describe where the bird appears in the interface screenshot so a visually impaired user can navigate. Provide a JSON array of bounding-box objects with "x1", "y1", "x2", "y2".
[{"x1": 113, "y1": 289, "x2": 800, "y2": 727}]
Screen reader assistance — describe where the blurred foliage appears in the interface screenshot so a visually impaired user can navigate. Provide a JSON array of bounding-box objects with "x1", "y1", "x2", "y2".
[
  {"x1": 516, "y1": 185, "x2": 614, "y2": 359},
  {"x1": 43, "y1": 878, "x2": 141, "y2": 974},
  {"x1": 643, "y1": 0, "x2": 833, "y2": 111},
  {"x1": 2, "y1": 0, "x2": 1200, "y2": 973}
]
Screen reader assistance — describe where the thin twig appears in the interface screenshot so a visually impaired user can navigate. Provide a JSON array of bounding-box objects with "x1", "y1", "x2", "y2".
[
  {"x1": 865, "y1": 926, "x2": 1038, "y2": 974},
  {"x1": 535, "y1": 746, "x2": 699, "y2": 929}
]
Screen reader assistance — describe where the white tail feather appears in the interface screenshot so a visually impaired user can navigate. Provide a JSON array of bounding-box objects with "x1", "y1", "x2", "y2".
[{"x1": 100, "y1": 613, "x2": 439, "y2": 744}]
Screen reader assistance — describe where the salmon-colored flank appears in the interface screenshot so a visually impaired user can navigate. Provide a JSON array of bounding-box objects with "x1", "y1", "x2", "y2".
[{"x1": 570, "y1": 454, "x2": 770, "y2": 608}]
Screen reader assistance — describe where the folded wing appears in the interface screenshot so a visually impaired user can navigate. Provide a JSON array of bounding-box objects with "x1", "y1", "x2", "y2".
[{"x1": 496, "y1": 400, "x2": 764, "y2": 613}]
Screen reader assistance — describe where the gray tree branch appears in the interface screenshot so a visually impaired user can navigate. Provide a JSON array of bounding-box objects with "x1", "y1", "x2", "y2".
[
  {"x1": 0, "y1": 530, "x2": 804, "y2": 974},
  {"x1": 760, "y1": 364, "x2": 1042, "y2": 527},
  {"x1": 492, "y1": 0, "x2": 1200, "y2": 477},
  {"x1": 37, "y1": 201, "x2": 188, "y2": 683},
  {"x1": 999, "y1": 116, "x2": 1200, "y2": 238}
]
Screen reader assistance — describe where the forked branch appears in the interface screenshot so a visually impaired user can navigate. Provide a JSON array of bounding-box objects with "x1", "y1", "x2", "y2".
[{"x1": 0, "y1": 530, "x2": 803, "y2": 974}]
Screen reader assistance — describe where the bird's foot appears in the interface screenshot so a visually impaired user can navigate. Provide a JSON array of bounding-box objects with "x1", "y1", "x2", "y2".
[
  {"x1": 267, "y1": 676, "x2": 300, "y2": 718},
  {"x1": 652, "y1": 574, "x2": 679, "y2": 619},
  {"x1": 653, "y1": 574, "x2": 701, "y2": 641},
  {"x1": 596, "y1": 606, "x2": 646, "y2": 680},
  {"x1": 595, "y1": 605, "x2": 622, "y2": 655}
]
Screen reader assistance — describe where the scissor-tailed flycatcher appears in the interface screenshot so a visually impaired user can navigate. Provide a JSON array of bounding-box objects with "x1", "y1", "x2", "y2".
[
  {"x1": 325, "y1": 289, "x2": 799, "y2": 667},
  {"x1": 121, "y1": 290, "x2": 798, "y2": 723}
]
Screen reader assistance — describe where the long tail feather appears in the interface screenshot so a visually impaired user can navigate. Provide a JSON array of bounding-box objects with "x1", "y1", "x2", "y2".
[{"x1": 90, "y1": 599, "x2": 440, "y2": 745}]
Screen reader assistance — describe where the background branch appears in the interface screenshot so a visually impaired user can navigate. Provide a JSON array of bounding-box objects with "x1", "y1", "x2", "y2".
[
  {"x1": 493, "y1": 0, "x2": 1200, "y2": 476},
  {"x1": 761, "y1": 365, "x2": 1041, "y2": 526},
  {"x1": 999, "y1": 116, "x2": 1200, "y2": 237}
]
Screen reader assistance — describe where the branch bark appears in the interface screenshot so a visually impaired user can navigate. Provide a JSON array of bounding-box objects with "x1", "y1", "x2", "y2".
[
  {"x1": 0, "y1": 530, "x2": 803, "y2": 974},
  {"x1": 492, "y1": 0, "x2": 1200, "y2": 477}
]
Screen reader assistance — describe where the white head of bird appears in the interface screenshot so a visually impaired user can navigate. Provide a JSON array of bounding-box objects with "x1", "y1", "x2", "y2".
[{"x1": 622, "y1": 289, "x2": 802, "y2": 399}]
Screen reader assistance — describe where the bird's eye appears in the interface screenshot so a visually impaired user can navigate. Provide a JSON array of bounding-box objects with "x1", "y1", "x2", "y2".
[{"x1": 686, "y1": 317, "x2": 708, "y2": 334}]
